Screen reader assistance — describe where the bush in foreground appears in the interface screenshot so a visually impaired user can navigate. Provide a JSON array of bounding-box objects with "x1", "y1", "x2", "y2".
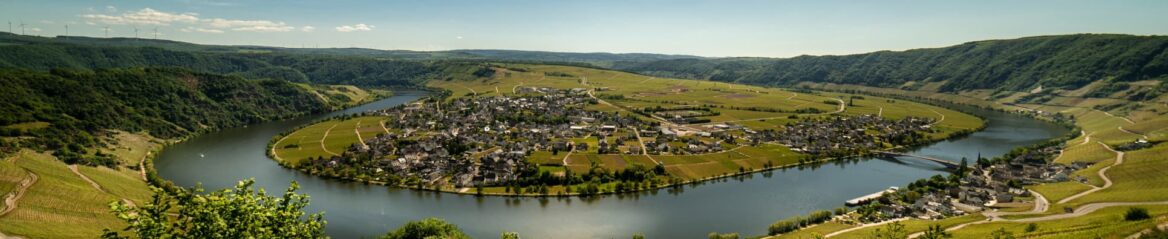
[
  {"x1": 380, "y1": 218, "x2": 470, "y2": 239},
  {"x1": 102, "y1": 179, "x2": 326, "y2": 239}
]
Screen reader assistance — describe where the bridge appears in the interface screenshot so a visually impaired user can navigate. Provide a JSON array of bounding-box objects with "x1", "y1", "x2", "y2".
[{"x1": 876, "y1": 151, "x2": 966, "y2": 169}]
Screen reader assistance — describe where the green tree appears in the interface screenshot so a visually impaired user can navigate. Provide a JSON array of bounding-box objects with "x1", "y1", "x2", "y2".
[
  {"x1": 501, "y1": 231, "x2": 521, "y2": 239},
  {"x1": 920, "y1": 224, "x2": 951, "y2": 239},
  {"x1": 1024, "y1": 223, "x2": 1038, "y2": 232},
  {"x1": 991, "y1": 227, "x2": 1016, "y2": 239},
  {"x1": 632, "y1": 233, "x2": 646, "y2": 239},
  {"x1": 870, "y1": 221, "x2": 906, "y2": 239},
  {"x1": 101, "y1": 179, "x2": 326, "y2": 239},
  {"x1": 1125, "y1": 207, "x2": 1151, "y2": 221},
  {"x1": 381, "y1": 218, "x2": 470, "y2": 239}
]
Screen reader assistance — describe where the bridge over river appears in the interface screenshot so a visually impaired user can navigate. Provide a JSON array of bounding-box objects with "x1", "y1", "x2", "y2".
[{"x1": 876, "y1": 151, "x2": 968, "y2": 169}]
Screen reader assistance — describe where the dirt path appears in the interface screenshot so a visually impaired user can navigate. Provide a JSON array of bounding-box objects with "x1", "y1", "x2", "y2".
[
  {"x1": 630, "y1": 127, "x2": 659, "y2": 165},
  {"x1": 0, "y1": 171, "x2": 37, "y2": 216},
  {"x1": 511, "y1": 81, "x2": 525, "y2": 94},
  {"x1": 1118, "y1": 126, "x2": 1149, "y2": 140},
  {"x1": 1014, "y1": 201, "x2": 1168, "y2": 222},
  {"x1": 270, "y1": 133, "x2": 291, "y2": 162},
  {"x1": 1058, "y1": 142, "x2": 1123, "y2": 204},
  {"x1": 928, "y1": 109, "x2": 946, "y2": 126},
  {"x1": 379, "y1": 120, "x2": 391, "y2": 134},
  {"x1": 1099, "y1": 109, "x2": 1136, "y2": 124},
  {"x1": 320, "y1": 123, "x2": 341, "y2": 156},
  {"x1": 354, "y1": 121, "x2": 369, "y2": 148},
  {"x1": 984, "y1": 190, "x2": 1050, "y2": 219},
  {"x1": 786, "y1": 92, "x2": 798, "y2": 101},
  {"x1": 637, "y1": 77, "x2": 655, "y2": 83},
  {"x1": 877, "y1": 107, "x2": 884, "y2": 117},
  {"x1": 68, "y1": 165, "x2": 105, "y2": 193},
  {"x1": 137, "y1": 152, "x2": 150, "y2": 181},
  {"x1": 823, "y1": 218, "x2": 909, "y2": 238}
]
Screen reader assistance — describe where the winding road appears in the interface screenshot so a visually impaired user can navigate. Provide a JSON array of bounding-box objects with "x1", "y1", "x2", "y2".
[{"x1": 1058, "y1": 142, "x2": 1123, "y2": 204}]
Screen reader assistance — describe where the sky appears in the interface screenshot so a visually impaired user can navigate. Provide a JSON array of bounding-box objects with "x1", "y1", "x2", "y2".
[{"x1": 1, "y1": 0, "x2": 1166, "y2": 57}]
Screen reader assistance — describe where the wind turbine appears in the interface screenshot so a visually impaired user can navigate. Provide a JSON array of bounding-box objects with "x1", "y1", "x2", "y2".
[
  {"x1": 104, "y1": 26, "x2": 109, "y2": 37},
  {"x1": 134, "y1": 27, "x2": 139, "y2": 38},
  {"x1": 153, "y1": 27, "x2": 158, "y2": 39},
  {"x1": 64, "y1": 24, "x2": 68, "y2": 36},
  {"x1": 6, "y1": 22, "x2": 10, "y2": 33},
  {"x1": 19, "y1": 22, "x2": 25, "y2": 35}
]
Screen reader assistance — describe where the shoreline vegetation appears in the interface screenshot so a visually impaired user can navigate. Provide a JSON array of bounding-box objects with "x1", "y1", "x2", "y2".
[{"x1": 261, "y1": 88, "x2": 987, "y2": 198}]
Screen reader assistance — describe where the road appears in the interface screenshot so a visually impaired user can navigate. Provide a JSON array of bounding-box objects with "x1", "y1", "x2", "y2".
[
  {"x1": 1058, "y1": 142, "x2": 1123, "y2": 204},
  {"x1": 822, "y1": 218, "x2": 909, "y2": 238},
  {"x1": 320, "y1": 123, "x2": 341, "y2": 156}
]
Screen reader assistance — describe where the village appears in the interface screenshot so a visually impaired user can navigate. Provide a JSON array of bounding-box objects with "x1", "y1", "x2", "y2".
[
  {"x1": 840, "y1": 143, "x2": 1091, "y2": 223},
  {"x1": 299, "y1": 88, "x2": 946, "y2": 191}
]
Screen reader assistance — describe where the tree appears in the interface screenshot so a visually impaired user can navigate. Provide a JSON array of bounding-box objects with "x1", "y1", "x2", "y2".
[
  {"x1": 920, "y1": 224, "x2": 951, "y2": 239},
  {"x1": 1024, "y1": 223, "x2": 1038, "y2": 232},
  {"x1": 380, "y1": 218, "x2": 470, "y2": 239},
  {"x1": 991, "y1": 227, "x2": 1016, "y2": 239},
  {"x1": 502, "y1": 232, "x2": 521, "y2": 239},
  {"x1": 870, "y1": 221, "x2": 906, "y2": 239},
  {"x1": 632, "y1": 233, "x2": 646, "y2": 239},
  {"x1": 101, "y1": 179, "x2": 326, "y2": 239},
  {"x1": 1125, "y1": 207, "x2": 1151, "y2": 221}
]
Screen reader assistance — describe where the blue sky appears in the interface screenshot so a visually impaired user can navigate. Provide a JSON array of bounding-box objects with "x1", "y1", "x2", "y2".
[{"x1": 2, "y1": 0, "x2": 1166, "y2": 57}]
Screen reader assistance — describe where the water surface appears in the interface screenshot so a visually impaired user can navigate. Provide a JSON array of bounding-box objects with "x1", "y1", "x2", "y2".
[{"x1": 156, "y1": 92, "x2": 1067, "y2": 238}]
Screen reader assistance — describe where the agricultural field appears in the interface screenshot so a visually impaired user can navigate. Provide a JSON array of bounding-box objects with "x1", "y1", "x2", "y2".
[
  {"x1": 295, "y1": 83, "x2": 394, "y2": 109},
  {"x1": 272, "y1": 115, "x2": 392, "y2": 165},
  {"x1": 0, "y1": 149, "x2": 155, "y2": 238},
  {"x1": 784, "y1": 81, "x2": 1168, "y2": 238}
]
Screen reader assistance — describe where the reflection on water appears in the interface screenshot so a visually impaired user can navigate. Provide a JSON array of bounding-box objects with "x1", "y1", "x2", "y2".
[{"x1": 156, "y1": 93, "x2": 1067, "y2": 238}]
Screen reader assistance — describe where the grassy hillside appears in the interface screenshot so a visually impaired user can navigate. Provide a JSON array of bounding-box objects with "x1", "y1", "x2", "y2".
[
  {"x1": 771, "y1": 80, "x2": 1168, "y2": 238},
  {"x1": 620, "y1": 34, "x2": 1168, "y2": 93},
  {"x1": 0, "y1": 67, "x2": 341, "y2": 165}
]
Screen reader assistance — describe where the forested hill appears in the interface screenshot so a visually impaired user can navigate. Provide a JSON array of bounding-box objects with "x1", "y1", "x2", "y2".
[
  {"x1": 0, "y1": 68, "x2": 331, "y2": 166},
  {"x1": 0, "y1": 32, "x2": 699, "y2": 70},
  {"x1": 0, "y1": 41, "x2": 435, "y2": 87},
  {"x1": 617, "y1": 34, "x2": 1168, "y2": 92}
]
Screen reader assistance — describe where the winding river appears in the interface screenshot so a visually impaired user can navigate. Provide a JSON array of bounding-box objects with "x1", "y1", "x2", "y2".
[{"x1": 155, "y1": 91, "x2": 1068, "y2": 238}]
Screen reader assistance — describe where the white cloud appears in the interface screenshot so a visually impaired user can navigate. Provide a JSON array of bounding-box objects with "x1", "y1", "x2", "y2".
[
  {"x1": 28, "y1": 28, "x2": 42, "y2": 32},
  {"x1": 82, "y1": 8, "x2": 198, "y2": 26},
  {"x1": 301, "y1": 26, "x2": 315, "y2": 32},
  {"x1": 456, "y1": 36, "x2": 463, "y2": 40},
  {"x1": 203, "y1": 18, "x2": 293, "y2": 32},
  {"x1": 180, "y1": 26, "x2": 224, "y2": 34},
  {"x1": 335, "y1": 23, "x2": 374, "y2": 32},
  {"x1": 106, "y1": 6, "x2": 118, "y2": 13}
]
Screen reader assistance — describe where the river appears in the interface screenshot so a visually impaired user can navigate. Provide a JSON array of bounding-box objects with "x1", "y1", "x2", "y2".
[{"x1": 155, "y1": 91, "x2": 1068, "y2": 238}]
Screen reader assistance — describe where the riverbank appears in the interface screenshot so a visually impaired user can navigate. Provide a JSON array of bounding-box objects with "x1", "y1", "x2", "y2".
[{"x1": 261, "y1": 89, "x2": 988, "y2": 198}]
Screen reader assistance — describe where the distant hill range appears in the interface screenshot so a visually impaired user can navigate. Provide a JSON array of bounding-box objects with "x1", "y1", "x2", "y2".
[
  {"x1": 2, "y1": 32, "x2": 1165, "y2": 96},
  {"x1": 616, "y1": 34, "x2": 1168, "y2": 94}
]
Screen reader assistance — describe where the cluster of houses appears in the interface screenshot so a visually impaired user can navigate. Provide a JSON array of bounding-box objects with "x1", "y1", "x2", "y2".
[
  {"x1": 858, "y1": 144, "x2": 1092, "y2": 221},
  {"x1": 774, "y1": 115, "x2": 935, "y2": 156},
  {"x1": 302, "y1": 90, "x2": 652, "y2": 187}
]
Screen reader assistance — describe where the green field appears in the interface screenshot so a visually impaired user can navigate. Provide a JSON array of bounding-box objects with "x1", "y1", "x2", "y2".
[
  {"x1": 272, "y1": 116, "x2": 391, "y2": 165},
  {"x1": 782, "y1": 82, "x2": 1168, "y2": 238},
  {"x1": 0, "y1": 150, "x2": 150, "y2": 238}
]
